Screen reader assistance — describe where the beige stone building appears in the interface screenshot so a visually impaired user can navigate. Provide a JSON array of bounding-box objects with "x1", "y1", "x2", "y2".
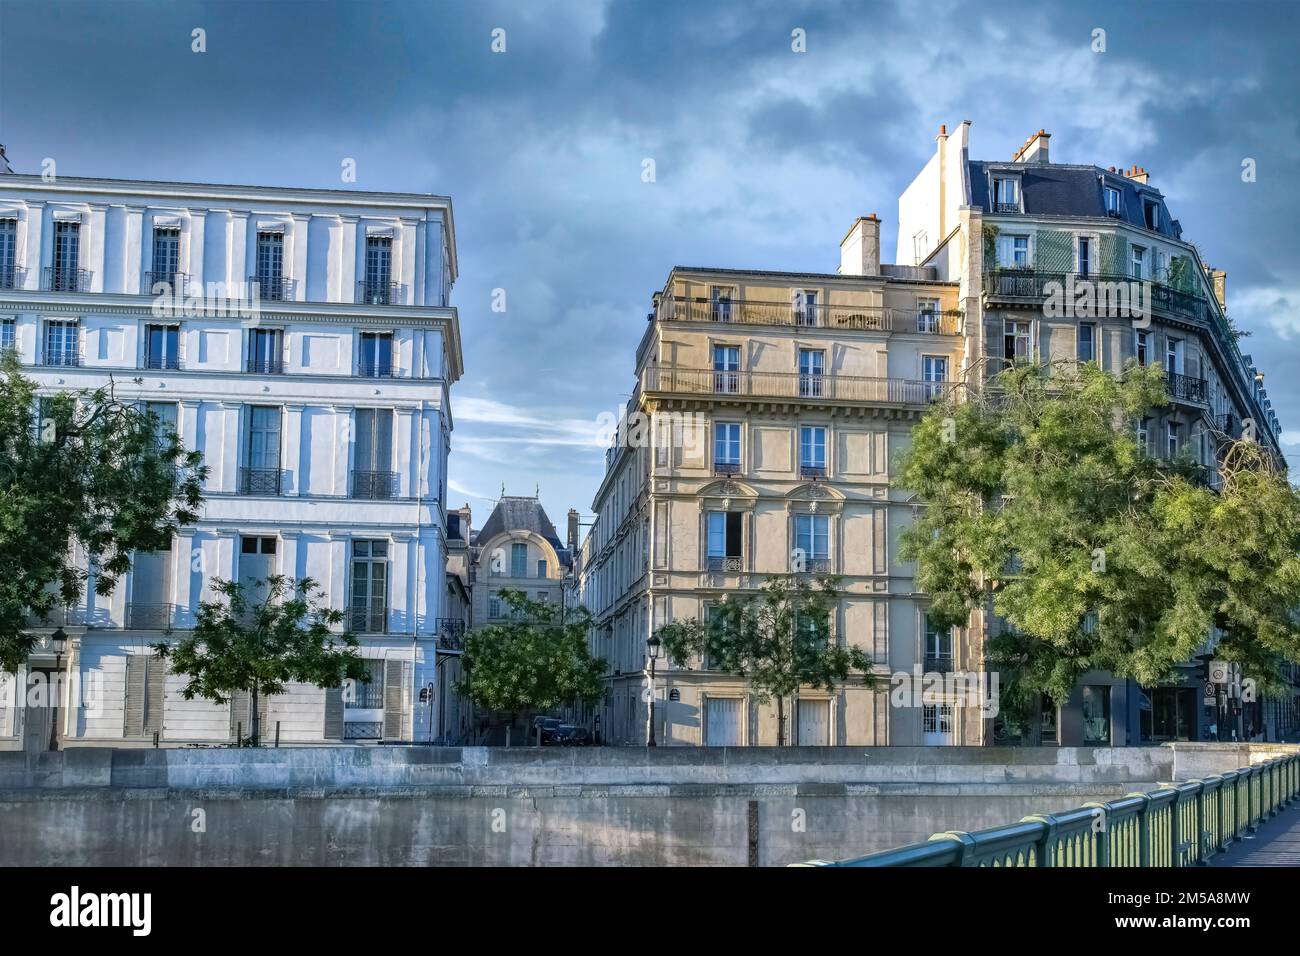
[
  {"x1": 470, "y1": 495, "x2": 575, "y2": 624},
  {"x1": 577, "y1": 222, "x2": 980, "y2": 747}
]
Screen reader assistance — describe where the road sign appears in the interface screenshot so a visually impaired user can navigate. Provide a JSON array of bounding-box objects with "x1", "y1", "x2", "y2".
[
  {"x1": 1209, "y1": 660, "x2": 1231, "y2": 684},
  {"x1": 1203, "y1": 682, "x2": 1216, "y2": 706}
]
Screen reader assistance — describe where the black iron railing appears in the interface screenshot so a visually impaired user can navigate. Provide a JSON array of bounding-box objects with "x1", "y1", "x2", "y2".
[
  {"x1": 437, "y1": 618, "x2": 466, "y2": 650},
  {"x1": 126, "y1": 603, "x2": 176, "y2": 629},
  {"x1": 643, "y1": 367, "x2": 956, "y2": 406},
  {"x1": 993, "y1": 203, "x2": 1021, "y2": 214},
  {"x1": 925, "y1": 655, "x2": 954, "y2": 674},
  {"x1": 713, "y1": 461, "x2": 741, "y2": 476},
  {"x1": 357, "y1": 280, "x2": 401, "y2": 305},
  {"x1": 350, "y1": 470, "x2": 399, "y2": 500},
  {"x1": 357, "y1": 362, "x2": 396, "y2": 378},
  {"x1": 655, "y1": 296, "x2": 961, "y2": 334},
  {"x1": 247, "y1": 357, "x2": 287, "y2": 375},
  {"x1": 0, "y1": 265, "x2": 26, "y2": 290},
  {"x1": 798, "y1": 558, "x2": 832, "y2": 574},
  {"x1": 143, "y1": 271, "x2": 189, "y2": 296},
  {"x1": 239, "y1": 467, "x2": 286, "y2": 495},
  {"x1": 1167, "y1": 371, "x2": 1209, "y2": 405},
  {"x1": 42, "y1": 267, "x2": 92, "y2": 292},
  {"x1": 800, "y1": 464, "x2": 827, "y2": 479},
  {"x1": 706, "y1": 555, "x2": 743, "y2": 572},
  {"x1": 348, "y1": 606, "x2": 387, "y2": 633},
  {"x1": 248, "y1": 275, "x2": 296, "y2": 301},
  {"x1": 144, "y1": 352, "x2": 183, "y2": 371}
]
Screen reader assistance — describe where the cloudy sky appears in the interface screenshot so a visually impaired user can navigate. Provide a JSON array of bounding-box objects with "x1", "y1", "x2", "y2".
[{"x1": 3, "y1": 0, "x2": 1298, "y2": 527}]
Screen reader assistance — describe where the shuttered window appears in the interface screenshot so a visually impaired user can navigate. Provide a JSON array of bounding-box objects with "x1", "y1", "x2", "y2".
[
  {"x1": 124, "y1": 654, "x2": 166, "y2": 737},
  {"x1": 705, "y1": 697, "x2": 742, "y2": 746}
]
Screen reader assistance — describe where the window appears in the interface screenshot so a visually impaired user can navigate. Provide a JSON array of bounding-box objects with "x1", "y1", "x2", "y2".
[
  {"x1": 351, "y1": 659, "x2": 385, "y2": 709},
  {"x1": 1081, "y1": 685, "x2": 1111, "y2": 744},
  {"x1": 123, "y1": 654, "x2": 165, "y2": 737},
  {"x1": 353, "y1": 408, "x2": 394, "y2": 498},
  {"x1": 488, "y1": 594, "x2": 502, "y2": 618},
  {"x1": 536, "y1": 591, "x2": 548, "y2": 602},
  {"x1": 796, "y1": 699, "x2": 831, "y2": 746},
  {"x1": 710, "y1": 286, "x2": 733, "y2": 322},
  {"x1": 712, "y1": 345, "x2": 739, "y2": 393},
  {"x1": 238, "y1": 535, "x2": 278, "y2": 610},
  {"x1": 922, "y1": 703, "x2": 953, "y2": 743},
  {"x1": 247, "y1": 328, "x2": 284, "y2": 374},
  {"x1": 151, "y1": 228, "x2": 181, "y2": 290},
  {"x1": 1077, "y1": 237, "x2": 1091, "y2": 277},
  {"x1": 536, "y1": 559, "x2": 547, "y2": 578},
  {"x1": 511, "y1": 542, "x2": 527, "y2": 577},
  {"x1": 1138, "y1": 417, "x2": 1150, "y2": 454},
  {"x1": 1142, "y1": 687, "x2": 1196, "y2": 742},
  {"x1": 714, "y1": 422, "x2": 740, "y2": 471},
  {"x1": 0, "y1": 218, "x2": 17, "y2": 288},
  {"x1": 799, "y1": 426, "x2": 826, "y2": 476},
  {"x1": 1008, "y1": 235, "x2": 1029, "y2": 267},
  {"x1": 1165, "y1": 337, "x2": 1182, "y2": 375},
  {"x1": 921, "y1": 355, "x2": 948, "y2": 400},
  {"x1": 993, "y1": 177, "x2": 1019, "y2": 210},
  {"x1": 1166, "y1": 422, "x2": 1179, "y2": 459},
  {"x1": 242, "y1": 405, "x2": 282, "y2": 494},
  {"x1": 917, "y1": 297, "x2": 940, "y2": 333},
  {"x1": 43, "y1": 319, "x2": 79, "y2": 366},
  {"x1": 144, "y1": 402, "x2": 179, "y2": 450},
  {"x1": 1135, "y1": 329, "x2": 1150, "y2": 366},
  {"x1": 1143, "y1": 200, "x2": 1159, "y2": 231},
  {"x1": 349, "y1": 540, "x2": 388, "y2": 633},
  {"x1": 1004, "y1": 319, "x2": 1031, "y2": 364},
  {"x1": 363, "y1": 236, "x2": 393, "y2": 303},
  {"x1": 1104, "y1": 185, "x2": 1122, "y2": 217},
  {"x1": 706, "y1": 511, "x2": 743, "y2": 568},
  {"x1": 145, "y1": 324, "x2": 181, "y2": 370},
  {"x1": 358, "y1": 332, "x2": 394, "y2": 377},
  {"x1": 798, "y1": 348, "x2": 824, "y2": 397},
  {"x1": 1131, "y1": 246, "x2": 1145, "y2": 280},
  {"x1": 793, "y1": 289, "x2": 818, "y2": 326},
  {"x1": 1039, "y1": 694, "x2": 1058, "y2": 745},
  {"x1": 924, "y1": 615, "x2": 952, "y2": 668},
  {"x1": 794, "y1": 513, "x2": 829, "y2": 562},
  {"x1": 1, "y1": 317, "x2": 14, "y2": 352},
  {"x1": 1077, "y1": 323, "x2": 1096, "y2": 363},
  {"x1": 255, "y1": 232, "x2": 284, "y2": 286},
  {"x1": 51, "y1": 220, "x2": 80, "y2": 290}
]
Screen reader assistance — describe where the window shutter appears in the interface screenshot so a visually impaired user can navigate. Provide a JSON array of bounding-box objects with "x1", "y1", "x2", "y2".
[
  {"x1": 229, "y1": 690, "x2": 250, "y2": 742},
  {"x1": 124, "y1": 655, "x2": 146, "y2": 736},
  {"x1": 144, "y1": 655, "x2": 165, "y2": 736},
  {"x1": 383, "y1": 659, "x2": 404, "y2": 740},
  {"x1": 324, "y1": 686, "x2": 344, "y2": 740},
  {"x1": 258, "y1": 693, "x2": 270, "y2": 744}
]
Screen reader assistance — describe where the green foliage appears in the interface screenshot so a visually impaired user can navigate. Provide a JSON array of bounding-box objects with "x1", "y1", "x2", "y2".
[
  {"x1": 0, "y1": 353, "x2": 205, "y2": 672},
  {"x1": 656, "y1": 574, "x2": 875, "y2": 744},
  {"x1": 157, "y1": 575, "x2": 366, "y2": 744},
  {"x1": 456, "y1": 589, "x2": 606, "y2": 713},
  {"x1": 896, "y1": 360, "x2": 1300, "y2": 723}
]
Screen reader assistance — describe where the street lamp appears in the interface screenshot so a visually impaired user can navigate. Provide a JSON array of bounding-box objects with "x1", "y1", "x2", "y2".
[
  {"x1": 646, "y1": 634, "x2": 662, "y2": 747},
  {"x1": 49, "y1": 627, "x2": 68, "y2": 752}
]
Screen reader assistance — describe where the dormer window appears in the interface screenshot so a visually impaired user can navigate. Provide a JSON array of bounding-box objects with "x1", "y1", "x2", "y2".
[
  {"x1": 993, "y1": 177, "x2": 1020, "y2": 212},
  {"x1": 1144, "y1": 199, "x2": 1160, "y2": 231},
  {"x1": 1104, "y1": 186, "x2": 1122, "y2": 217}
]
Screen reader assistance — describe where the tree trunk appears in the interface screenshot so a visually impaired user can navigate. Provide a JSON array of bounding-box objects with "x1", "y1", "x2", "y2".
[
  {"x1": 776, "y1": 696, "x2": 786, "y2": 747},
  {"x1": 251, "y1": 681, "x2": 260, "y2": 747}
]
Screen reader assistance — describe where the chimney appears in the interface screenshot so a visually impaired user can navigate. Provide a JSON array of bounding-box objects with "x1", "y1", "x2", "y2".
[
  {"x1": 839, "y1": 214, "x2": 881, "y2": 277},
  {"x1": 0, "y1": 145, "x2": 12, "y2": 174},
  {"x1": 1209, "y1": 268, "x2": 1227, "y2": 310},
  {"x1": 1013, "y1": 129, "x2": 1051, "y2": 164},
  {"x1": 567, "y1": 508, "x2": 581, "y2": 554},
  {"x1": 1125, "y1": 164, "x2": 1150, "y2": 185}
]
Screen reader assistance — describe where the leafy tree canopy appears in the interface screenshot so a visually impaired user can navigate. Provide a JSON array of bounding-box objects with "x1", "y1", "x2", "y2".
[
  {"x1": 0, "y1": 353, "x2": 205, "y2": 671},
  {"x1": 456, "y1": 588, "x2": 606, "y2": 714},
  {"x1": 896, "y1": 360, "x2": 1300, "y2": 723}
]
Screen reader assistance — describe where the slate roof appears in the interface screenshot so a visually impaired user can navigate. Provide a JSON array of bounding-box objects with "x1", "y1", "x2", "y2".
[
  {"x1": 473, "y1": 496, "x2": 572, "y2": 568},
  {"x1": 969, "y1": 161, "x2": 1181, "y2": 239}
]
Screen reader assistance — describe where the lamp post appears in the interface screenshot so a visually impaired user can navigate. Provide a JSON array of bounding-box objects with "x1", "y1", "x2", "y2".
[
  {"x1": 48, "y1": 627, "x2": 67, "y2": 752},
  {"x1": 646, "y1": 634, "x2": 661, "y2": 747}
]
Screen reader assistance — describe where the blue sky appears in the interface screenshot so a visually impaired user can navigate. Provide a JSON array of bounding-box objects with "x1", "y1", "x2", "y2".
[{"x1": 3, "y1": 0, "x2": 1299, "y2": 528}]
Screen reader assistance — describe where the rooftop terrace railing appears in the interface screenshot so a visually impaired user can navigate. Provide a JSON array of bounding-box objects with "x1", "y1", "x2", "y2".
[
  {"x1": 642, "y1": 366, "x2": 959, "y2": 406},
  {"x1": 657, "y1": 296, "x2": 962, "y2": 334},
  {"x1": 797, "y1": 752, "x2": 1298, "y2": 867}
]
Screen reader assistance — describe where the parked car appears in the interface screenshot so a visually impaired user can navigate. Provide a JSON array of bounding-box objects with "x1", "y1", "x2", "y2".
[
  {"x1": 554, "y1": 724, "x2": 591, "y2": 746},
  {"x1": 532, "y1": 716, "x2": 563, "y2": 744}
]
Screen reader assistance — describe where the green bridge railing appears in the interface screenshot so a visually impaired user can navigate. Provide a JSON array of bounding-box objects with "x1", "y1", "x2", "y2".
[{"x1": 799, "y1": 753, "x2": 1299, "y2": 867}]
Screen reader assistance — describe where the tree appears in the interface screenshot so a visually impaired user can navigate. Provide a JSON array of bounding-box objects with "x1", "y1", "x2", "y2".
[
  {"x1": 0, "y1": 353, "x2": 205, "y2": 672},
  {"x1": 655, "y1": 574, "x2": 875, "y2": 745},
  {"x1": 456, "y1": 589, "x2": 606, "y2": 739},
  {"x1": 896, "y1": 360, "x2": 1300, "y2": 726},
  {"x1": 157, "y1": 575, "x2": 367, "y2": 745}
]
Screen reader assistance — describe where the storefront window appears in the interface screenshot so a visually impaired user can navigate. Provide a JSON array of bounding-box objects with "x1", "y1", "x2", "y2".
[{"x1": 1082, "y1": 685, "x2": 1112, "y2": 744}]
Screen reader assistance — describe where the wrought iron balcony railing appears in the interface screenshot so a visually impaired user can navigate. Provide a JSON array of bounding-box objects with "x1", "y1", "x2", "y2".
[
  {"x1": 347, "y1": 606, "x2": 387, "y2": 634},
  {"x1": 1213, "y1": 414, "x2": 1243, "y2": 440},
  {"x1": 126, "y1": 603, "x2": 176, "y2": 630},
  {"x1": 247, "y1": 357, "x2": 287, "y2": 375},
  {"x1": 357, "y1": 280, "x2": 402, "y2": 305},
  {"x1": 144, "y1": 352, "x2": 183, "y2": 371},
  {"x1": 143, "y1": 271, "x2": 190, "y2": 296},
  {"x1": 0, "y1": 265, "x2": 26, "y2": 290},
  {"x1": 925, "y1": 654, "x2": 954, "y2": 674},
  {"x1": 706, "y1": 555, "x2": 743, "y2": 572},
  {"x1": 982, "y1": 269, "x2": 1213, "y2": 326},
  {"x1": 643, "y1": 367, "x2": 957, "y2": 406},
  {"x1": 1167, "y1": 371, "x2": 1209, "y2": 405},
  {"x1": 239, "y1": 467, "x2": 287, "y2": 495},
  {"x1": 357, "y1": 362, "x2": 396, "y2": 378},
  {"x1": 796, "y1": 558, "x2": 833, "y2": 574},
  {"x1": 713, "y1": 460, "x2": 741, "y2": 476},
  {"x1": 247, "y1": 275, "x2": 296, "y2": 301},
  {"x1": 42, "y1": 267, "x2": 92, "y2": 292},
  {"x1": 993, "y1": 202, "x2": 1021, "y2": 214},
  {"x1": 350, "y1": 470, "x2": 399, "y2": 500},
  {"x1": 437, "y1": 618, "x2": 466, "y2": 650},
  {"x1": 799, "y1": 464, "x2": 827, "y2": 479},
  {"x1": 655, "y1": 296, "x2": 961, "y2": 334},
  {"x1": 43, "y1": 349, "x2": 82, "y2": 367}
]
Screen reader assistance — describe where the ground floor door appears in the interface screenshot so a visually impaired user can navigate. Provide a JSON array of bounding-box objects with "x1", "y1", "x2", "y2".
[
  {"x1": 22, "y1": 669, "x2": 61, "y2": 752},
  {"x1": 705, "y1": 697, "x2": 742, "y2": 746},
  {"x1": 922, "y1": 703, "x2": 953, "y2": 746},
  {"x1": 796, "y1": 699, "x2": 830, "y2": 745}
]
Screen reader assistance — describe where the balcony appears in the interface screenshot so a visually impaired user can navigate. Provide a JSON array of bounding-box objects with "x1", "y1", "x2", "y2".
[
  {"x1": 656, "y1": 296, "x2": 961, "y2": 334},
  {"x1": 436, "y1": 618, "x2": 466, "y2": 650},
  {"x1": 348, "y1": 606, "x2": 387, "y2": 634},
  {"x1": 797, "y1": 558, "x2": 833, "y2": 574},
  {"x1": 144, "y1": 352, "x2": 183, "y2": 371},
  {"x1": 247, "y1": 357, "x2": 287, "y2": 375},
  {"x1": 247, "y1": 275, "x2": 296, "y2": 301},
  {"x1": 350, "y1": 470, "x2": 399, "y2": 500},
  {"x1": 126, "y1": 603, "x2": 176, "y2": 630},
  {"x1": 713, "y1": 460, "x2": 742, "y2": 477},
  {"x1": 43, "y1": 349, "x2": 82, "y2": 368},
  {"x1": 1213, "y1": 414, "x2": 1243, "y2": 441},
  {"x1": 357, "y1": 361, "x2": 396, "y2": 378},
  {"x1": 993, "y1": 203, "x2": 1021, "y2": 214},
  {"x1": 239, "y1": 467, "x2": 287, "y2": 495},
  {"x1": 0, "y1": 265, "x2": 26, "y2": 290},
  {"x1": 925, "y1": 654, "x2": 954, "y2": 674},
  {"x1": 42, "y1": 267, "x2": 92, "y2": 293},
  {"x1": 706, "y1": 555, "x2": 743, "y2": 572},
  {"x1": 799, "y1": 464, "x2": 827, "y2": 479},
  {"x1": 356, "y1": 279, "x2": 402, "y2": 306},
  {"x1": 143, "y1": 271, "x2": 190, "y2": 296},
  {"x1": 983, "y1": 269, "x2": 1213, "y2": 326},
  {"x1": 642, "y1": 367, "x2": 957, "y2": 406},
  {"x1": 1167, "y1": 371, "x2": 1209, "y2": 405}
]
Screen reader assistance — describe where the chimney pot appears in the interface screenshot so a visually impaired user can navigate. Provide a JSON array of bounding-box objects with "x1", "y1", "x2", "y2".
[{"x1": 939, "y1": 124, "x2": 947, "y2": 136}]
